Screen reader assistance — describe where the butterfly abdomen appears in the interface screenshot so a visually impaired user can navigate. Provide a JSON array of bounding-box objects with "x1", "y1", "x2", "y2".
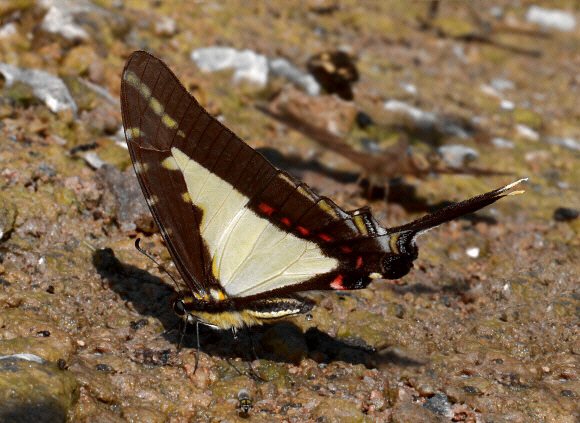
[{"x1": 179, "y1": 294, "x2": 313, "y2": 330}]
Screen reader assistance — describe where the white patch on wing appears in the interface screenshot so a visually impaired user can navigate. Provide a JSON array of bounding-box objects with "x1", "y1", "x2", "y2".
[{"x1": 171, "y1": 147, "x2": 338, "y2": 297}]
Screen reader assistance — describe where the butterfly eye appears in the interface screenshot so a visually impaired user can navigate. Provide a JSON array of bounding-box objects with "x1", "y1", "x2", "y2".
[{"x1": 173, "y1": 300, "x2": 186, "y2": 316}]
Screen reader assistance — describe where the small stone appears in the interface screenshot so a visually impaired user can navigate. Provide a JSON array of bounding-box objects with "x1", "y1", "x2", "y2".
[
  {"x1": 191, "y1": 46, "x2": 269, "y2": 87},
  {"x1": 360, "y1": 138, "x2": 382, "y2": 153},
  {"x1": 0, "y1": 199, "x2": 17, "y2": 241},
  {"x1": 268, "y1": 57, "x2": 320, "y2": 96},
  {"x1": 553, "y1": 207, "x2": 579, "y2": 222},
  {"x1": 491, "y1": 78, "x2": 514, "y2": 92},
  {"x1": 466, "y1": 247, "x2": 480, "y2": 258},
  {"x1": 423, "y1": 393, "x2": 453, "y2": 417},
  {"x1": 153, "y1": 15, "x2": 177, "y2": 37},
  {"x1": 438, "y1": 145, "x2": 478, "y2": 168},
  {"x1": 491, "y1": 137, "x2": 515, "y2": 149},
  {"x1": 546, "y1": 137, "x2": 580, "y2": 151},
  {"x1": 0, "y1": 63, "x2": 77, "y2": 114},
  {"x1": 499, "y1": 99, "x2": 515, "y2": 110},
  {"x1": 356, "y1": 111, "x2": 374, "y2": 128},
  {"x1": 515, "y1": 124, "x2": 539, "y2": 141},
  {"x1": 526, "y1": 6, "x2": 576, "y2": 32}
]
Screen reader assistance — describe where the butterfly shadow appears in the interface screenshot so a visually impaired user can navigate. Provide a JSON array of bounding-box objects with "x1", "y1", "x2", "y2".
[
  {"x1": 92, "y1": 247, "x2": 425, "y2": 371},
  {"x1": 257, "y1": 147, "x2": 431, "y2": 212}
]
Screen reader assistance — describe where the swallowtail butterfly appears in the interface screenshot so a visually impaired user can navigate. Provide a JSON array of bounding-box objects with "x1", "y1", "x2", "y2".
[{"x1": 121, "y1": 51, "x2": 525, "y2": 333}]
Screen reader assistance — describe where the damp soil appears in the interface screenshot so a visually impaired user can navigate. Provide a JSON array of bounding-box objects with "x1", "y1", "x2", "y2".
[{"x1": 0, "y1": 1, "x2": 579, "y2": 422}]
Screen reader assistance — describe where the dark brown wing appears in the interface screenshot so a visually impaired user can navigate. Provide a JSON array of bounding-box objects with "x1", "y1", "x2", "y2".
[{"x1": 120, "y1": 51, "x2": 377, "y2": 297}]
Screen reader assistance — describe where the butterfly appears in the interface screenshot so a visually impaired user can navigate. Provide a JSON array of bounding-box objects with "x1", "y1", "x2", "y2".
[{"x1": 120, "y1": 50, "x2": 525, "y2": 338}]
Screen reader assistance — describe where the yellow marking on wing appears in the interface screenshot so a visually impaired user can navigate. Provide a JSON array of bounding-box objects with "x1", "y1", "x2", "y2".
[
  {"x1": 162, "y1": 113, "x2": 177, "y2": 129},
  {"x1": 318, "y1": 200, "x2": 337, "y2": 216},
  {"x1": 297, "y1": 185, "x2": 317, "y2": 202},
  {"x1": 149, "y1": 97, "x2": 164, "y2": 116},
  {"x1": 389, "y1": 233, "x2": 400, "y2": 254},
  {"x1": 181, "y1": 192, "x2": 191, "y2": 203},
  {"x1": 277, "y1": 173, "x2": 296, "y2": 186},
  {"x1": 177, "y1": 129, "x2": 186, "y2": 138},
  {"x1": 125, "y1": 127, "x2": 142, "y2": 140},
  {"x1": 369, "y1": 272, "x2": 382, "y2": 279},
  {"x1": 139, "y1": 83, "x2": 151, "y2": 100},
  {"x1": 207, "y1": 289, "x2": 228, "y2": 301},
  {"x1": 353, "y1": 215, "x2": 368, "y2": 236},
  {"x1": 147, "y1": 195, "x2": 158, "y2": 207},
  {"x1": 123, "y1": 71, "x2": 139, "y2": 87},
  {"x1": 161, "y1": 156, "x2": 179, "y2": 170}
]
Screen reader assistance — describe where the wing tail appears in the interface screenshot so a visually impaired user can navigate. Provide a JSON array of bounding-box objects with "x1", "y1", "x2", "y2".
[{"x1": 388, "y1": 178, "x2": 527, "y2": 239}]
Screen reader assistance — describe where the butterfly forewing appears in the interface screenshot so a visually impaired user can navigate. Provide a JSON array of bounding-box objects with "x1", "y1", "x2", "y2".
[{"x1": 120, "y1": 51, "x2": 373, "y2": 300}]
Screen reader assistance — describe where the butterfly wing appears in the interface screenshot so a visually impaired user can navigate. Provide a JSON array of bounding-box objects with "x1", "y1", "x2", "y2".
[
  {"x1": 121, "y1": 51, "x2": 377, "y2": 300},
  {"x1": 121, "y1": 51, "x2": 526, "y2": 307}
]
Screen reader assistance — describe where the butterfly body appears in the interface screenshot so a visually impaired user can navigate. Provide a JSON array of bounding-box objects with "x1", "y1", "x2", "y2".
[{"x1": 121, "y1": 51, "x2": 525, "y2": 331}]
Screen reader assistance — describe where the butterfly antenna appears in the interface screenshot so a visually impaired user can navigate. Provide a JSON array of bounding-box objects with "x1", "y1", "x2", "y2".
[{"x1": 134, "y1": 238, "x2": 184, "y2": 298}]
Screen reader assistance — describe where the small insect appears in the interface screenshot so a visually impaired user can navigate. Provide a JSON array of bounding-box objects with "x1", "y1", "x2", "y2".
[
  {"x1": 238, "y1": 389, "x2": 252, "y2": 416},
  {"x1": 307, "y1": 50, "x2": 359, "y2": 100}
]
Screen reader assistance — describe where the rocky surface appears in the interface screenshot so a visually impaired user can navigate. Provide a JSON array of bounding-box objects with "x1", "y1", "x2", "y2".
[{"x1": 0, "y1": 1, "x2": 579, "y2": 422}]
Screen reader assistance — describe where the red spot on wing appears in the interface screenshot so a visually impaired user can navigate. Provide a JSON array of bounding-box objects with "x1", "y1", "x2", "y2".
[
  {"x1": 318, "y1": 233, "x2": 333, "y2": 242},
  {"x1": 340, "y1": 246, "x2": 352, "y2": 253},
  {"x1": 281, "y1": 217, "x2": 291, "y2": 226},
  {"x1": 296, "y1": 226, "x2": 309, "y2": 236},
  {"x1": 259, "y1": 203, "x2": 275, "y2": 216},
  {"x1": 330, "y1": 274, "x2": 346, "y2": 290},
  {"x1": 356, "y1": 256, "x2": 363, "y2": 269}
]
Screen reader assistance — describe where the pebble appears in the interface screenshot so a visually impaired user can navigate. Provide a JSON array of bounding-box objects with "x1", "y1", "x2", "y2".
[
  {"x1": 438, "y1": 144, "x2": 478, "y2": 167},
  {"x1": 269, "y1": 57, "x2": 320, "y2": 95},
  {"x1": 553, "y1": 207, "x2": 579, "y2": 222},
  {"x1": 191, "y1": 46, "x2": 269, "y2": 87},
  {"x1": 0, "y1": 63, "x2": 78, "y2": 114},
  {"x1": 423, "y1": 392, "x2": 453, "y2": 417},
  {"x1": 545, "y1": 136, "x2": 580, "y2": 151},
  {"x1": 526, "y1": 6, "x2": 576, "y2": 32}
]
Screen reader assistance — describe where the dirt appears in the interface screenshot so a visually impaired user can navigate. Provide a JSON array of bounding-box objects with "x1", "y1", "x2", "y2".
[{"x1": 0, "y1": 1, "x2": 579, "y2": 422}]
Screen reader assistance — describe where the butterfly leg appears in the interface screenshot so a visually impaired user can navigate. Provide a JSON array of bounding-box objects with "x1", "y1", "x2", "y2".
[
  {"x1": 243, "y1": 325, "x2": 266, "y2": 382},
  {"x1": 193, "y1": 320, "x2": 200, "y2": 373}
]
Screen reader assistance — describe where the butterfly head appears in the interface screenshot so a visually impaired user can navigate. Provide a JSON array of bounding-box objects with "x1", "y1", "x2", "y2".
[
  {"x1": 173, "y1": 298, "x2": 186, "y2": 317},
  {"x1": 380, "y1": 232, "x2": 419, "y2": 280}
]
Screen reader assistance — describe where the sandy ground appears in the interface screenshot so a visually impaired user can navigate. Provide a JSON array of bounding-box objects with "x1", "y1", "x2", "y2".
[{"x1": 0, "y1": 1, "x2": 579, "y2": 422}]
